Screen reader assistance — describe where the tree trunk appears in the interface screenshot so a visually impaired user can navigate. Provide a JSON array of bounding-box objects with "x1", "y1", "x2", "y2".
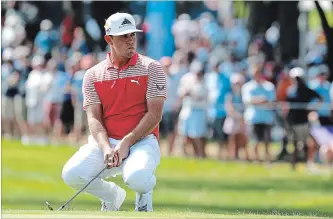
[
  {"x1": 277, "y1": 1, "x2": 300, "y2": 64},
  {"x1": 247, "y1": 1, "x2": 276, "y2": 40},
  {"x1": 314, "y1": 1, "x2": 333, "y2": 82},
  {"x1": 247, "y1": 1, "x2": 300, "y2": 64}
]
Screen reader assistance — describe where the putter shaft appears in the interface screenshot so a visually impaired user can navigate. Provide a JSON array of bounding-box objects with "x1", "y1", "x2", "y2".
[{"x1": 46, "y1": 166, "x2": 107, "y2": 211}]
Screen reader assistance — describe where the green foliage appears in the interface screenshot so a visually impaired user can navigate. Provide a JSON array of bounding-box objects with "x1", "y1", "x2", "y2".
[
  {"x1": 309, "y1": 10, "x2": 333, "y2": 31},
  {"x1": 233, "y1": 1, "x2": 250, "y2": 19}
]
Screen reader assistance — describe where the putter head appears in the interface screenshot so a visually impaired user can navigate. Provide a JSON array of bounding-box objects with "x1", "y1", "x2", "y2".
[
  {"x1": 58, "y1": 205, "x2": 65, "y2": 211},
  {"x1": 45, "y1": 201, "x2": 54, "y2": 211}
]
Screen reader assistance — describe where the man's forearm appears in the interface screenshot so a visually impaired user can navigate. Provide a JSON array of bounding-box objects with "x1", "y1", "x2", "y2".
[
  {"x1": 88, "y1": 117, "x2": 111, "y2": 152},
  {"x1": 250, "y1": 99, "x2": 268, "y2": 105},
  {"x1": 249, "y1": 96, "x2": 269, "y2": 105},
  {"x1": 124, "y1": 112, "x2": 162, "y2": 146}
]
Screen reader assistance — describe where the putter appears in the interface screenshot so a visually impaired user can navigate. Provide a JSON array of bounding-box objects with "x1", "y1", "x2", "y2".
[{"x1": 45, "y1": 166, "x2": 108, "y2": 211}]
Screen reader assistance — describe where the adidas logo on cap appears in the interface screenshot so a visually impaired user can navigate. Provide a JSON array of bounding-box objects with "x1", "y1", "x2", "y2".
[
  {"x1": 104, "y1": 12, "x2": 142, "y2": 36},
  {"x1": 121, "y1": 18, "x2": 132, "y2": 26}
]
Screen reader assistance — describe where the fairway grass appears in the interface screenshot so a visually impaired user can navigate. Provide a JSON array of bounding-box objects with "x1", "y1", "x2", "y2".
[
  {"x1": 2, "y1": 139, "x2": 333, "y2": 218},
  {"x1": 2, "y1": 210, "x2": 331, "y2": 219}
]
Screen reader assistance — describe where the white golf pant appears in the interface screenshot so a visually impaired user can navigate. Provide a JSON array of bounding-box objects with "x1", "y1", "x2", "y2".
[{"x1": 62, "y1": 134, "x2": 160, "y2": 203}]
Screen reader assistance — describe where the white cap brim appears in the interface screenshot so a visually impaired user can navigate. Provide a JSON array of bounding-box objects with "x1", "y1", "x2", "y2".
[{"x1": 108, "y1": 29, "x2": 143, "y2": 36}]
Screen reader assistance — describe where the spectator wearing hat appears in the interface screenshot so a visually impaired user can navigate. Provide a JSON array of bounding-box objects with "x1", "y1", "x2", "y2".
[
  {"x1": 242, "y1": 65, "x2": 276, "y2": 162},
  {"x1": 34, "y1": 19, "x2": 58, "y2": 57},
  {"x1": 284, "y1": 67, "x2": 322, "y2": 169}
]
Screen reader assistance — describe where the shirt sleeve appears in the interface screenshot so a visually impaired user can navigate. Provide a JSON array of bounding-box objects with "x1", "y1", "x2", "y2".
[
  {"x1": 241, "y1": 84, "x2": 251, "y2": 104},
  {"x1": 82, "y1": 69, "x2": 101, "y2": 109},
  {"x1": 177, "y1": 74, "x2": 188, "y2": 97},
  {"x1": 268, "y1": 85, "x2": 276, "y2": 102},
  {"x1": 146, "y1": 61, "x2": 167, "y2": 99}
]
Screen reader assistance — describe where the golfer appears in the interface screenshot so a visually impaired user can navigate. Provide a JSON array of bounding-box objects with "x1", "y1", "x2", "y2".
[{"x1": 62, "y1": 12, "x2": 166, "y2": 212}]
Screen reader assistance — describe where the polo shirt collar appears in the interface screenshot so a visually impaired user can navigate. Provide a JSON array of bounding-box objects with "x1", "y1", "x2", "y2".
[{"x1": 106, "y1": 52, "x2": 138, "y2": 71}]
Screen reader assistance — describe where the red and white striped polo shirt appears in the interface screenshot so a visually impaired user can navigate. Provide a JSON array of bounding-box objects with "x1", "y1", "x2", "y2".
[{"x1": 82, "y1": 52, "x2": 166, "y2": 140}]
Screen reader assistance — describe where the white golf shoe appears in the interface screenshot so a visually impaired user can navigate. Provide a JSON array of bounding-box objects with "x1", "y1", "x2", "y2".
[
  {"x1": 101, "y1": 186, "x2": 126, "y2": 211},
  {"x1": 135, "y1": 190, "x2": 153, "y2": 212}
]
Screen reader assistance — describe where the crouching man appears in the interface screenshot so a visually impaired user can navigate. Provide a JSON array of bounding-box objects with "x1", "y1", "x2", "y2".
[{"x1": 62, "y1": 12, "x2": 166, "y2": 212}]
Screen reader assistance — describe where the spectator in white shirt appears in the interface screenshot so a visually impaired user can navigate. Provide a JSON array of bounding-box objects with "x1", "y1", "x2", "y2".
[
  {"x1": 25, "y1": 56, "x2": 48, "y2": 145},
  {"x1": 178, "y1": 61, "x2": 208, "y2": 158}
]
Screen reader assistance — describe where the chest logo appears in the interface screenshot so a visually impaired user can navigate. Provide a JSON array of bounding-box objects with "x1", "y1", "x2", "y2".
[
  {"x1": 156, "y1": 83, "x2": 165, "y2": 91},
  {"x1": 130, "y1": 79, "x2": 140, "y2": 85}
]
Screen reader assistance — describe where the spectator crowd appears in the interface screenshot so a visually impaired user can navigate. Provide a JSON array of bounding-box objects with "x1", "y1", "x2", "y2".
[
  {"x1": 159, "y1": 12, "x2": 333, "y2": 172},
  {"x1": 1, "y1": 4, "x2": 333, "y2": 172},
  {"x1": 2, "y1": 3, "x2": 97, "y2": 146}
]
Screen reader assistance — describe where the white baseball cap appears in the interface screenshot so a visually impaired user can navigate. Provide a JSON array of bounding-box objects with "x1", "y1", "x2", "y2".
[
  {"x1": 104, "y1": 12, "x2": 142, "y2": 36},
  {"x1": 289, "y1": 67, "x2": 305, "y2": 78}
]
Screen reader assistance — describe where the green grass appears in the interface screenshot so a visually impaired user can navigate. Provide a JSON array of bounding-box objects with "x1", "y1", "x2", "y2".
[
  {"x1": 1, "y1": 211, "x2": 331, "y2": 219},
  {"x1": 2, "y1": 139, "x2": 333, "y2": 218}
]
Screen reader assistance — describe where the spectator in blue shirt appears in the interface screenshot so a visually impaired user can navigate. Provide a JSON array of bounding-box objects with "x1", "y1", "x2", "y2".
[
  {"x1": 34, "y1": 19, "x2": 58, "y2": 57},
  {"x1": 69, "y1": 27, "x2": 90, "y2": 56},
  {"x1": 42, "y1": 59, "x2": 68, "y2": 132},
  {"x1": 242, "y1": 65, "x2": 276, "y2": 162},
  {"x1": 205, "y1": 60, "x2": 231, "y2": 159},
  {"x1": 309, "y1": 65, "x2": 332, "y2": 126},
  {"x1": 2, "y1": 47, "x2": 30, "y2": 143},
  {"x1": 71, "y1": 54, "x2": 95, "y2": 143},
  {"x1": 160, "y1": 56, "x2": 185, "y2": 156}
]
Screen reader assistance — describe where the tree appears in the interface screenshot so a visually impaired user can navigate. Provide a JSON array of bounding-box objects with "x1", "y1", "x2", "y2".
[
  {"x1": 277, "y1": 1, "x2": 299, "y2": 64},
  {"x1": 247, "y1": 1, "x2": 299, "y2": 64},
  {"x1": 314, "y1": 1, "x2": 333, "y2": 82},
  {"x1": 247, "y1": 1, "x2": 276, "y2": 38}
]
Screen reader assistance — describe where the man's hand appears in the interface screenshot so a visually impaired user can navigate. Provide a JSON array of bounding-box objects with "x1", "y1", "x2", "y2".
[
  {"x1": 102, "y1": 145, "x2": 119, "y2": 169},
  {"x1": 113, "y1": 138, "x2": 131, "y2": 167},
  {"x1": 86, "y1": 103, "x2": 117, "y2": 169}
]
